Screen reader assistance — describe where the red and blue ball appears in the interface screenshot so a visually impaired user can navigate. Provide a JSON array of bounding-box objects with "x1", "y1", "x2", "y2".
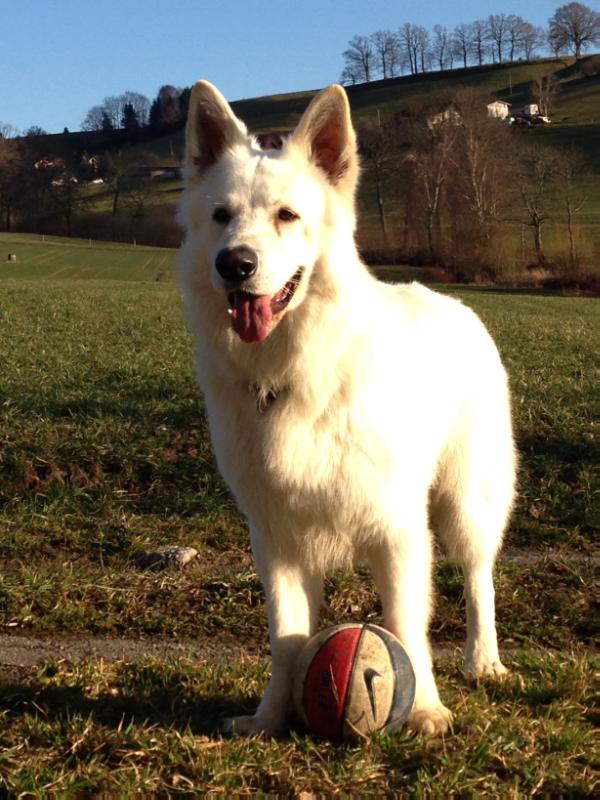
[{"x1": 293, "y1": 623, "x2": 416, "y2": 740}]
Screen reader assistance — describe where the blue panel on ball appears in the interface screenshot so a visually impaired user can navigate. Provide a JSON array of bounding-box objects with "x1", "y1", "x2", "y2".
[{"x1": 364, "y1": 624, "x2": 416, "y2": 732}]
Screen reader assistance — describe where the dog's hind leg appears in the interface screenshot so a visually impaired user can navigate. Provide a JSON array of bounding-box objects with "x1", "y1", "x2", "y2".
[
  {"x1": 369, "y1": 521, "x2": 453, "y2": 736},
  {"x1": 434, "y1": 491, "x2": 511, "y2": 679},
  {"x1": 221, "y1": 526, "x2": 323, "y2": 737},
  {"x1": 431, "y1": 415, "x2": 515, "y2": 680}
]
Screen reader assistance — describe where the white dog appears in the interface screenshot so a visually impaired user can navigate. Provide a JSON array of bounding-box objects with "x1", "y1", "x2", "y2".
[{"x1": 178, "y1": 81, "x2": 516, "y2": 736}]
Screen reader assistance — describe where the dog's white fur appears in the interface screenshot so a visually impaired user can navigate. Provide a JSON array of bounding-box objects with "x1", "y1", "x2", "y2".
[{"x1": 178, "y1": 81, "x2": 516, "y2": 736}]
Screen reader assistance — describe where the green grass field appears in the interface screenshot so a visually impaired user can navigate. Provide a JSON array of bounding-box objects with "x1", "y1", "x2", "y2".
[
  {"x1": 0, "y1": 234, "x2": 176, "y2": 282},
  {"x1": 0, "y1": 238, "x2": 597, "y2": 794}
]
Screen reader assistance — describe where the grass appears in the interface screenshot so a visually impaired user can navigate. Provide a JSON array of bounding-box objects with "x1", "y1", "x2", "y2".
[
  {"x1": 0, "y1": 237, "x2": 597, "y2": 793},
  {"x1": 0, "y1": 234, "x2": 176, "y2": 282},
  {"x1": 0, "y1": 653, "x2": 596, "y2": 795}
]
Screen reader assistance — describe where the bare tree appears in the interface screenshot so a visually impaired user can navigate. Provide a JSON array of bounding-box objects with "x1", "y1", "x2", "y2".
[
  {"x1": 548, "y1": 2, "x2": 600, "y2": 59},
  {"x1": 0, "y1": 137, "x2": 23, "y2": 230},
  {"x1": 340, "y1": 65, "x2": 360, "y2": 85},
  {"x1": 471, "y1": 19, "x2": 489, "y2": 65},
  {"x1": 342, "y1": 35, "x2": 375, "y2": 82},
  {"x1": 122, "y1": 155, "x2": 157, "y2": 239},
  {"x1": 413, "y1": 123, "x2": 456, "y2": 259},
  {"x1": 506, "y1": 15, "x2": 527, "y2": 61},
  {"x1": 453, "y1": 97, "x2": 513, "y2": 229},
  {"x1": 24, "y1": 126, "x2": 47, "y2": 137},
  {"x1": 19, "y1": 143, "x2": 56, "y2": 232},
  {"x1": 452, "y1": 24, "x2": 474, "y2": 68},
  {"x1": 81, "y1": 105, "x2": 105, "y2": 131},
  {"x1": 101, "y1": 96, "x2": 124, "y2": 129},
  {"x1": 387, "y1": 32, "x2": 404, "y2": 77},
  {"x1": 521, "y1": 22, "x2": 546, "y2": 59},
  {"x1": 514, "y1": 146, "x2": 560, "y2": 266},
  {"x1": 0, "y1": 122, "x2": 20, "y2": 139},
  {"x1": 432, "y1": 25, "x2": 450, "y2": 70},
  {"x1": 82, "y1": 92, "x2": 151, "y2": 131},
  {"x1": 97, "y1": 150, "x2": 144, "y2": 241},
  {"x1": 415, "y1": 26, "x2": 431, "y2": 73},
  {"x1": 556, "y1": 149, "x2": 587, "y2": 271},
  {"x1": 398, "y1": 23, "x2": 420, "y2": 74},
  {"x1": 487, "y1": 14, "x2": 509, "y2": 63},
  {"x1": 371, "y1": 30, "x2": 400, "y2": 79},
  {"x1": 359, "y1": 112, "x2": 397, "y2": 240},
  {"x1": 48, "y1": 155, "x2": 89, "y2": 236},
  {"x1": 532, "y1": 74, "x2": 558, "y2": 117}
]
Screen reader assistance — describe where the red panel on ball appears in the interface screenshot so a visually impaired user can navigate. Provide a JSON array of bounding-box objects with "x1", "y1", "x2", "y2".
[{"x1": 302, "y1": 626, "x2": 363, "y2": 740}]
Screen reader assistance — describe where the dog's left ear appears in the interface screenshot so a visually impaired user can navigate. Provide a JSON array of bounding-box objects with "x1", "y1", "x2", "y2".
[
  {"x1": 185, "y1": 80, "x2": 247, "y2": 175},
  {"x1": 289, "y1": 85, "x2": 358, "y2": 193}
]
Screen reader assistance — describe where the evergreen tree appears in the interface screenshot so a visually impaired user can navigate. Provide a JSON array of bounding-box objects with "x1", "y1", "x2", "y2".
[
  {"x1": 101, "y1": 112, "x2": 114, "y2": 133},
  {"x1": 121, "y1": 103, "x2": 140, "y2": 140}
]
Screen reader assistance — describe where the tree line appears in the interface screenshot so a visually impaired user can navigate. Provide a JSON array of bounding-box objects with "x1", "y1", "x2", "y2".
[
  {"x1": 0, "y1": 84, "x2": 193, "y2": 244},
  {"x1": 0, "y1": 133, "x2": 180, "y2": 245},
  {"x1": 81, "y1": 85, "x2": 191, "y2": 137},
  {"x1": 341, "y1": 2, "x2": 600, "y2": 82},
  {"x1": 0, "y1": 85, "x2": 193, "y2": 142}
]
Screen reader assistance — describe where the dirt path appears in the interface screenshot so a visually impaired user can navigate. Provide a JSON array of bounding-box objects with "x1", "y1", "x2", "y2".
[
  {"x1": 0, "y1": 633, "x2": 264, "y2": 668},
  {"x1": 0, "y1": 549, "x2": 595, "y2": 668}
]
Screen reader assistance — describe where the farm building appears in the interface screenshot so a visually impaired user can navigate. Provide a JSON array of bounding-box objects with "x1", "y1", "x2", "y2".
[{"x1": 487, "y1": 100, "x2": 511, "y2": 119}]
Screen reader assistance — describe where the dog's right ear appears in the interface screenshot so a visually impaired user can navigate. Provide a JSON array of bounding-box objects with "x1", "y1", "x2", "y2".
[{"x1": 185, "y1": 81, "x2": 247, "y2": 174}]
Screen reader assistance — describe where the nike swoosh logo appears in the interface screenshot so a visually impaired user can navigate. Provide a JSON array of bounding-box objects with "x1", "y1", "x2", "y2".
[{"x1": 363, "y1": 668, "x2": 382, "y2": 720}]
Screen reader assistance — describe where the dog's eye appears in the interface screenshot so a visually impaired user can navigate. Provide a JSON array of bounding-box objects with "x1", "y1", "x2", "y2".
[
  {"x1": 277, "y1": 208, "x2": 299, "y2": 223},
  {"x1": 213, "y1": 207, "x2": 232, "y2": 225}
]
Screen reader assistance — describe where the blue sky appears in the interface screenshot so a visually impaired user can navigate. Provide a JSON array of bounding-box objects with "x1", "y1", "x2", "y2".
[{"x1": 2, "y1": 0, "x2": 566, "y2": 133}]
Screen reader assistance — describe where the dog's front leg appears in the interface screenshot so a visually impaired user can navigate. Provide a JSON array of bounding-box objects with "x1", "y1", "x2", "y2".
[
  {"x1": 222, "y1": 527, "x2": 322, "y2": 737},
  {"x1": 369, "y1": 528, "x2": 453, "y2": 736}
]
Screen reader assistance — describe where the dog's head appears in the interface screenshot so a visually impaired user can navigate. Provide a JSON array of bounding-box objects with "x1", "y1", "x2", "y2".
[{"x1": 179, "y1": 81, "x2": 358, "y2": 344}]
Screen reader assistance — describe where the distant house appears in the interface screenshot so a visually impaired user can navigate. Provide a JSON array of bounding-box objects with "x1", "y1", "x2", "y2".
[
  {"x1": 487, "y1": 100, "x2": 511, "y2": 119},
  {"x1": 523, "y1": 103, "x2": 539, "y2": 117}
]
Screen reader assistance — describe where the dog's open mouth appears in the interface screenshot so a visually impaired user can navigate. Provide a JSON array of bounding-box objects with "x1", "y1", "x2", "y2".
[{"x1": 227, "y1": 268, "x2": 304, "y2": 343}]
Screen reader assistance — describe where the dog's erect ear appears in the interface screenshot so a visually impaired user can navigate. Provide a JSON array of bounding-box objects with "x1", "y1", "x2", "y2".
[
  {"x1": 185, "y1": 81, "x2": 247, "y2": 173},
  {"x1": 289, "y1": 85, "x2": 358, "y2": 190}
]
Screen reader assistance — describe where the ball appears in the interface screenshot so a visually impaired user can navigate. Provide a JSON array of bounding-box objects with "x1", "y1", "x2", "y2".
[{"x1": 293, "y1": 623, "x2": 415, "y2": 741}]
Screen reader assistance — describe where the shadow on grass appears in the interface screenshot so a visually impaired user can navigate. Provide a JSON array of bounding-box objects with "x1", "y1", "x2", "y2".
[
  {"x1": 516, "y1": 435, "x2": 598, "y2": 535},
  {"x1": 0, "y1": 371, "x2": 202, "y2": 431},
  {"x1": 0, "y1": 670, "x2": 257, "y2": 737}
]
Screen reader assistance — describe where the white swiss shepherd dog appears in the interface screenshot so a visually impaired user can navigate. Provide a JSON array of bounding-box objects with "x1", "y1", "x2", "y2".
[{"x1": 178, "y1": 81, "x2": 516, "y2": 737}]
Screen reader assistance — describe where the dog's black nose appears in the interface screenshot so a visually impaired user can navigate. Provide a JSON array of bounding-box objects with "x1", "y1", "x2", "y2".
[{"x1": 215, "y1": 246, "x2": 258, "y2": 283}]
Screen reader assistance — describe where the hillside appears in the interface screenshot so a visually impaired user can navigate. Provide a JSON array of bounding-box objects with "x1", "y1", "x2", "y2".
[
  {"x1": 140, "y1": 55, "x2": 600, "y2": 166},
  {"x1": 6, "y1": 55, "x2": 600, "y2": 278}
]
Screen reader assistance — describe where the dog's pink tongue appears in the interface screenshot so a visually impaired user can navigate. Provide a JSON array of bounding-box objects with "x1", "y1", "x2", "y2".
[{"x1": 231, "y1": 293, "x2": 272, "y2": 343}]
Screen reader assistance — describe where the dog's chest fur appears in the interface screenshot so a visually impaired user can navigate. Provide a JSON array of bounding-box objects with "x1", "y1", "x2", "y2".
[{"x1": 204, "y1": 363, "x2": 396, "y2": 540}]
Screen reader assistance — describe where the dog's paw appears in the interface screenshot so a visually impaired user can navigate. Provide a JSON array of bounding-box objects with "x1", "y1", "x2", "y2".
[
  {"x1": 220, "y1": 714, "x2": 286, "y2": 738},
  {"x1": 465, "y1": 658, "x2": 509, "y2": 682},
  {"x1": 408, "y1": 704, "x2": 453, "y2": 736}
]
